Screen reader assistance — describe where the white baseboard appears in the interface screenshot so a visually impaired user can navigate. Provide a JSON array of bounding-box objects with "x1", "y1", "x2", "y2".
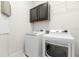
[{"x1": 9, "y1": 50, "x2": 26, "y2": 57}]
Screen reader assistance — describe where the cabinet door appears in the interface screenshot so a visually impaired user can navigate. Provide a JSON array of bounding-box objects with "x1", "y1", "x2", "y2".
[
  {"x1": 0, "y1": 35, "x2": 8, "y2": 57},
  {"x1": 39, "y1": 3, "x2": 48, "y2": 21},
  {"x1": 30, "y1": 8, "x2": 38, "y2": 22}
]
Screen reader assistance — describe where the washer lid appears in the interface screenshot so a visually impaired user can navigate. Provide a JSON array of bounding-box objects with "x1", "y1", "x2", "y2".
[{"x1": 26, "y1": 31, "x2": 45, "y2": 36}]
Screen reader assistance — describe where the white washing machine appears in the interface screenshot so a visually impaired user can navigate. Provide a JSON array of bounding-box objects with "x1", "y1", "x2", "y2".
[
  {"x1": 42, "y1": 30, "x2": 75, "y2": 57},
  {"x1": 24, "y1": 31, "x2": 45, "y2": 57}
]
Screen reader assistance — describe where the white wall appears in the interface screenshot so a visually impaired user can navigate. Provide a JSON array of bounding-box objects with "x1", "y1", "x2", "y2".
[
  {"x1": 8, "y1": 1, "x2": 32, "y2": 56},
  {"x1": 0, "y1": 1, "x2": 32, "y2": 56},
  {"x1": 49, "y1": 1, "x2": 79, "y2": 57}
]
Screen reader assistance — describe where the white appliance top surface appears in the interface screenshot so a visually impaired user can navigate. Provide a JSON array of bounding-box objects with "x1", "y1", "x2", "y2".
[
  {"x1": 26, "y1": 31, "x2": 45, "y2": 36},
  {"x1": 43, "y1": 33, "x2": 74, "y2": 40}
]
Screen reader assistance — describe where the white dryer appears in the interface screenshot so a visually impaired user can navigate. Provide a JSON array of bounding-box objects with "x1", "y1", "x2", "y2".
[
  {"x1": 24, "y1": 31, "x2": 45, "y2": 57},
  {"x1": 42, "y1": 30, "x2": 75, "y2": 57}
]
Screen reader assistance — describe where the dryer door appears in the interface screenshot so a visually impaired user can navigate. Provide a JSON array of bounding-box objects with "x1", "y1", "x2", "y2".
[
  {"x1": 45, "y1": 41, "x2": 70, "y2": 57},
  {"x1": 45, "y1": 42, "x2": 68, "y2": 57}
]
